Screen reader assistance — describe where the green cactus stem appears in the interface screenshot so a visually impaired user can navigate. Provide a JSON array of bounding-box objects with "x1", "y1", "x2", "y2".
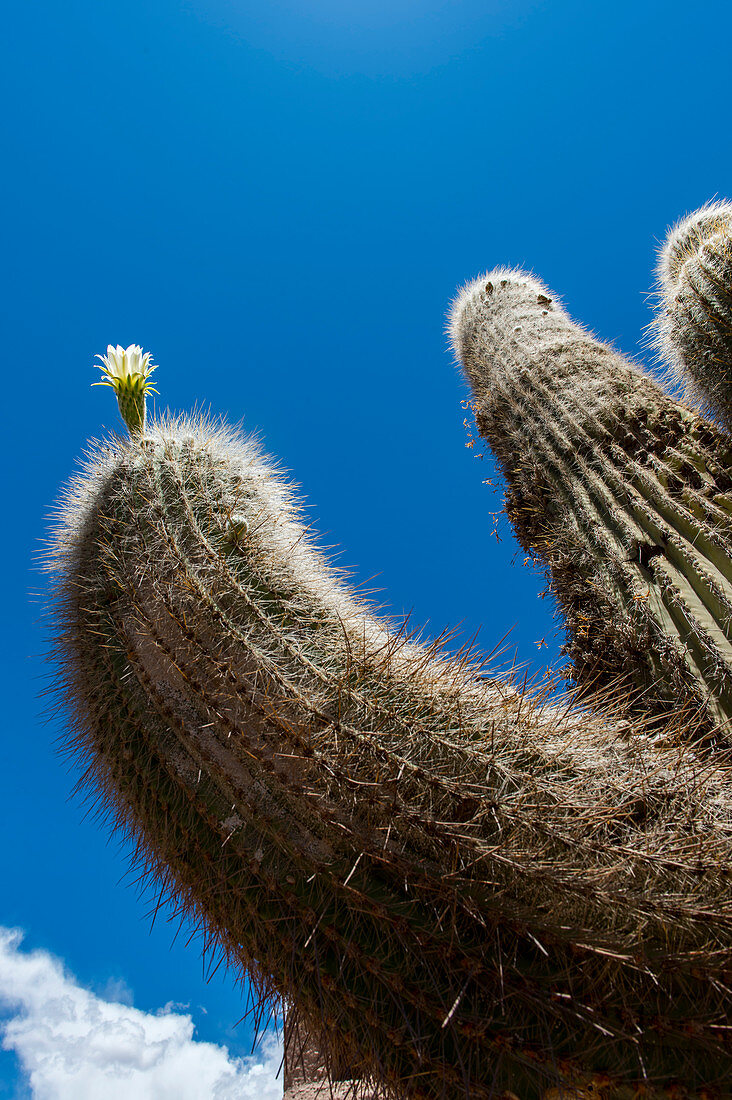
[
  {"x1": 653, "y1": 200, "x2": 732, "y2": 430},
  {"x1": 50, "y1": 416, "x2": 732, "y2": 1098},
  {"x1": 449, "y1": 270, "x2": 732, "y2": 736}
]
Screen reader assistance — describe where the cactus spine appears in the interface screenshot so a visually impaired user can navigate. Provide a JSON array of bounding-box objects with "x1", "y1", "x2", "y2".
[
  {"x1": 449, "y1": 270, "x2": 732, "y2": 734},
  {"x1": 654, "y1": 201, "x2": 732, "y2": 430},
  {"x1": 51, "y1": 417, "x2": 732, "y2": 1098}
]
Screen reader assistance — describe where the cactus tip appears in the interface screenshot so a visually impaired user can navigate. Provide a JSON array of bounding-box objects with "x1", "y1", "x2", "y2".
[
  {"x1": 652, "y1": 200, "x2": 732, "y2": 428},
  {"x1": 447, "y1": 268, "x2": 562, "y2": 384},
  {"x1": 656, "y1": 199, "x2": 732, "y2": 290}
]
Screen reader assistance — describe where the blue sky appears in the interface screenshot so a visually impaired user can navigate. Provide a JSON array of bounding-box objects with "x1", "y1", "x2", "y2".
[{"x1": 2, "y1": 0, "x2": 731, "y2": 1095}]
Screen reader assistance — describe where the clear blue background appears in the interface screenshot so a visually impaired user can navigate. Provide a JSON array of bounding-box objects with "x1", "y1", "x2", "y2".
[{"x1": 2, "y1": 0, "x2": 731, "y2": 1093}]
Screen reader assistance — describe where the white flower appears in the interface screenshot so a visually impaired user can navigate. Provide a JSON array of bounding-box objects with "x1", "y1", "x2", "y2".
[
  {"x1": 92, "y1": 343, "x2": 159, "y2": 434},
  {"x1": 95, "y1": 343, "x2": 157, "y2": 388}
]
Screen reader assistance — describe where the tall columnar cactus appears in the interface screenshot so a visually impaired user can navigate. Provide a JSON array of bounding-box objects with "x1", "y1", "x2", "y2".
[
  {"x1": 654, "y1": 201, "x2": 732, "y2": 429},
  {"x1": 51, "y1": 414, "x2": 732, "y2": 1099},
  {"x1": 449, "y1": 268, "x2": 732, "y2": 735}
]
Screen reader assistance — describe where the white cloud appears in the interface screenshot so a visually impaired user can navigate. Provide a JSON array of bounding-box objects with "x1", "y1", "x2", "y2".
[{"x1": 0, "y1": 928, "x2": 283, "y2": 1100}]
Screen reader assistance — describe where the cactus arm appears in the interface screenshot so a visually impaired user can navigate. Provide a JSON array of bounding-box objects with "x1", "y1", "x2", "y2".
[
  {"x1": 50, "y1": 417, "x2": 732, "y2": 1098},
  {"x1": 653, "y1": 200, "x2": 732, "y2": 429},
  {"x1": 449, "y1": 271, "x2": 732, "y2": 734}
]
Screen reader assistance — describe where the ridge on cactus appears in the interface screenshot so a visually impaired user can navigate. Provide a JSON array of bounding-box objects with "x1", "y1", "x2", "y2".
[
  {"x1": 93, "y1": 343, "x2": 158, "y2": 435},
  {"x1": 448, "y1": 265, "x2": 732, "y2": 736},
  {"x1": 652, "y1": 200, "x2": 732, "y2": 430},
  {"x1": 49, "y1": 407, "x2": 732, "y2": 1099}
]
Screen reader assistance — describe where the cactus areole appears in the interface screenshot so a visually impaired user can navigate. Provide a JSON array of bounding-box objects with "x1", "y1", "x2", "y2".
[{"x1": 50, "y1": 416, "x2": 732, "y2": 1099}]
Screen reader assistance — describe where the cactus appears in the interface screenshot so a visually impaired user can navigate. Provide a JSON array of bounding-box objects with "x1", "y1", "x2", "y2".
[
  {"x1": 50, "y1": 414, "x2": 732, "y2": 1099},
  {"x1": 449, "y1": 268, "x2": 732, "y2": 735},
  {"x1": 653, "y1": 201, "x2": 732, "y2": 430}
]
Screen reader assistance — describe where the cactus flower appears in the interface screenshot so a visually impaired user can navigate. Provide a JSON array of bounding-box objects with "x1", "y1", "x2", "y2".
[{"x1": 93, "y1": 343, "x2": 158, "y2": 435}]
